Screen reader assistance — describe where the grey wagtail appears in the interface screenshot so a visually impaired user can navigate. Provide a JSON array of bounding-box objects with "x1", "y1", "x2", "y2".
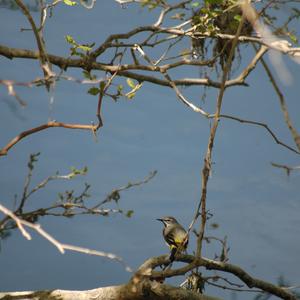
[{"x1": 157, "y1": 216, "x2": 189, "y2": 262}]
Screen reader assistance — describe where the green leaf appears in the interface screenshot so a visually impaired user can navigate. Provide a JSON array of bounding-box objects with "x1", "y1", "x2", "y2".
[
  {"x1": 88, "y1": 87, "x2": 100, "y2": 96},
  {"x1": 205, "y1": 0, "x2": 222, "y2": 4},
  {"x1": 127, "y1": 92, "x2": 135, "y2": 100},
  {"x1": 82, "y1": 70, "x2": 90, "y2": 79},
  {"x1": 117, "y1": 84, "x2": 123, "y2": 93},
  {"x1": 126, "y1": 210, "x2": 134, "y2": 218},
  {"x1": 126, "y1": 78, "x2": 136, "y2": 89},
  {"x1": 63, "y1": 0, "x2": 77, "y2": 6},
  {"x1": 99, "y1": 81, "x2": 106, "y2": 93},
  {"x1": 191, "y1": 1, "x2": 200, "y2": 8},
  {"x1": 78, "y1": 44, "x2": 92, "y2": 52},
  {"x1": 234, "y1": 14, "x2": 242, "y2": 22},
  {"x1": 289, "y1": 33, "x2": 298, "y2": 44},
  {"x1": 65, "y1": 35, "x2": 76, "y2": 45}
]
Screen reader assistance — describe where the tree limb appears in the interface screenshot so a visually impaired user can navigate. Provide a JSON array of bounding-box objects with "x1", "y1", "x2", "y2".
[
  {"x1": 0, "y1": 203, "x2": 131, "y2": 271},
  {"x1": 0, "y1": 121, "x2": 99, "y2": 156},
  {"x1": 141, "y1": 254, "x2": 297, "y2": 300},
  {"x1": 0, "y1": 282, "x2": 220, "y2": 300}
]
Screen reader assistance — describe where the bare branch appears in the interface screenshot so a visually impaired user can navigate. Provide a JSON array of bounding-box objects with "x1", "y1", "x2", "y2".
[
  {"x1": 0, "y1": 203, "x2": 132, "y2": 271},
  {"x1": 219, "y1": 114, "x2": 300, "y2": 155},
  {"x1": 14, "y1": 0, "x2": 53, "y2": 85},
  {"x1": 254, "y1": 44, "x2": 300, "y2": 151},
  {"x1": 196, "y1": 13, "x2": 246, "y2": 259},
  {"x1": 0, "y1": 80, "x2": 27, "y2": 106},
  {"x1": 0, "y1": 121, "x2": 99, "y2": 157},
  {"x1": 93, "y1": 170, "x2": 157, "y2": 209},
  {"x1": 142, "y1": 254, "x2": 297, "y2": 300},
  {"x1": 271, "y1": 162, "x2": 300, "y2": 176}
]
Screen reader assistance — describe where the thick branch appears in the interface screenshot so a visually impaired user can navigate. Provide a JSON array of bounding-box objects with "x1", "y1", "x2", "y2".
[
  {"x1": 142, "y1": 254, "x2": 297, "y2": 300},
  {"x1": 0, "y1": 282, "x2": 220, "y2": 300},
  {"x1": 0, "y1": 44, "x2": 243, "y2": 89}
]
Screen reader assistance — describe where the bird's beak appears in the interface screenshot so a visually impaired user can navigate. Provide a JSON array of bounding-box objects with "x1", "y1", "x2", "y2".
[{"x1": 156, "y1": 218, "x2": 163, "y2": 222}]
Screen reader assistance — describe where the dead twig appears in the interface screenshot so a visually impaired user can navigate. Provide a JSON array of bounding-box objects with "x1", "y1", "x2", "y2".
[
  {"x1": 271, "y1": 162, "x2": 300, "y2": 176},
  {"x1": 219, "y1": 114, "x2": 300, "y2": 155},
  {"x1": 0, "y1": 121, "x2": 99, "y2": 157},
  {"x1": 254, "y1": 44, "x2": 300, "y2": 151},
  {"x1": 0, "y1": 203, "x2": 132, "y2": 271}
]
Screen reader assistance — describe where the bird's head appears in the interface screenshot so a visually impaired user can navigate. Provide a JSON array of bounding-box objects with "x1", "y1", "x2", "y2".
[{"x1": 156, "y1": 216, "x2": 179, "y2": 227}]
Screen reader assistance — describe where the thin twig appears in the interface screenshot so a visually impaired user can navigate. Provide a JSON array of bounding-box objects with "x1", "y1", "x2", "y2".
[
  {"x1": 253, "y1": 44, "x2": 300, "y2": 151},
  {"x1": 206, "y1": 280, "x2": 262, "y2": 293},
  {"x1": 219, "y1": 114, "x2": 300, "y2": 155},
  {"x1": 14, "y1": 0, "x2": 53, "y2": 86},
  {"x1": 133, "y1": 44, "x2": 210, "y2": 116},
  {"x1": 93, "y1": 170, "x2": 157, "y2": 209},
  {"x1": 271, "y1": 162, "x2": 300, "y2": 176}
]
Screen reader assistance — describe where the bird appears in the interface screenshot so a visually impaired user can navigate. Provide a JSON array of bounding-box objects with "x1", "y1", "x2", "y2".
[{"x1": 157, "y1": 216, "x2": 189, "y2": 262}]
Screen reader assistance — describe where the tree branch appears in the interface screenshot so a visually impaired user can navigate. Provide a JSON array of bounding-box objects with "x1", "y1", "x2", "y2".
[
  {"x1": 0, "y1": 281, "x2": 220, "y2": 300},
  {"x1": 219, "y1": 114, "x2": 300, "y2": 155},
  {"x1": 0, "y1": 121, "x2": 99, "y2": 157},
  {"x1": 0, "y1": 203, "x2": 131, "y2": 271},
  {"x1": 196, "y1": 12, "x2": 246, "y2": 258},
  {"x1": 255, "y1": 45, "x2": 300, "y2": 151},
  {"x1": 14, "y1": 0, "x2": 53, "y2": 85},
  {"x1": 141, "y1": 254, "x2": 297, "y2": 300}
]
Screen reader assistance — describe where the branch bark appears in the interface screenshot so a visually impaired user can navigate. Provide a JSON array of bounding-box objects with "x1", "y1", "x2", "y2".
[
  {"x1": 0, "y1": 279, "x2": 220, "y2": 300},
  {"x1": 143, "y1": 255, "x2": 297, "y2": 300}
]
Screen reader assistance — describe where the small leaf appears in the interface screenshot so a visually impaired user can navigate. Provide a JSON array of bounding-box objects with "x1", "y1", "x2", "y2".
[
  {"x1": 82, "y1": 70, "x2": 93, "y2": 79},
  {"x1": 117, "y1": 84, "x2": 123, "y2": 93},
  {"x1": 127, "y1": 92, "x2": 135, "y2": 100},
  {"x1": 289, "y1": 33, "x2": 298, "y2": 44},
  {"x1": 126, "y1": 210, "x2": 134, "y2": 218},
  {"x1": 88, "y1": 87, "x2": 100, "y2": 95},
  {"x1": 65, "y1": 35, "x2": 76, "y2": 45},
  {"x1": 234, "y1": 14, "x2": 242, "y2": 22},
  {"x1": 205, "y1": 0, "x2": 222, "y2": 4},
  {"x1": 126, "y1": 78, "x2": 136, "y2": 89},
  {"x1": 63, "y1": 0, "x2": 77, "y2": 6},
  {"x1": 191, "y1": 1, "x2": 200, "y2": 8},
  {"x1": 78, "y1": 44, "x2": 92, "y2": 52}
]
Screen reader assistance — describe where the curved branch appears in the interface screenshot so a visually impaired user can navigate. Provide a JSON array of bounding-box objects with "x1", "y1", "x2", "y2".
[
  {"x1": 0, "y1": 203, "x2": 131, "y2": 271},
  {"x1": 140, "y1": 254, "x2": 297, "y2": 300},
  {"x1": 256, "y1": 46, "x2": 300, "y2": 151},
  {"x1": 0, "y1": 121, "x2": 100, "y2": 157},
  {"x1": 219, "y1": 114, "x2": 300, "y2": 155}
]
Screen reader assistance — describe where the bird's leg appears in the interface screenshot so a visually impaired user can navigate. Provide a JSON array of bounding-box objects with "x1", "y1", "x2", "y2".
[
  {"x1": 169, "y1": 247, "x2": 177, "y2": 262},
  {"x1": 162, "y1": 261, "x2": 173, "y2": 271}
]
